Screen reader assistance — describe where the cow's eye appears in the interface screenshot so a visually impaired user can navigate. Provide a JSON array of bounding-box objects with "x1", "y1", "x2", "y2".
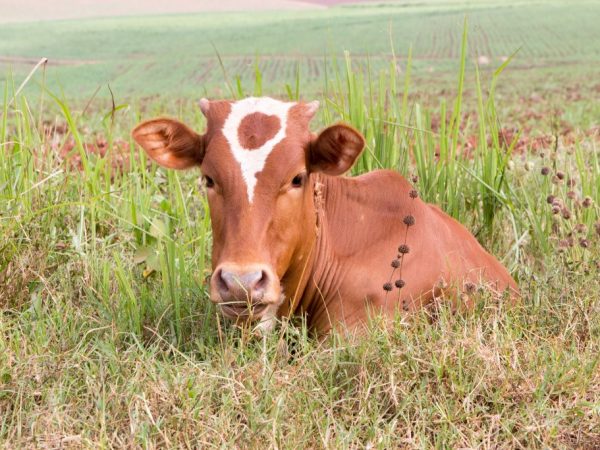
[
  {"x1": 203, "y1": 175, "x2": 215, "y2": 188},
  {"x1": 291, "y1": 174, "x2": 304, "y2": 188}
]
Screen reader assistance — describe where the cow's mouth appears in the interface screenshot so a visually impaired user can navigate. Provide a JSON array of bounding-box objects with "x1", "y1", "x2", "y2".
[{"x1": 220, "y1": 301, "x2": 269, "y2": 320}]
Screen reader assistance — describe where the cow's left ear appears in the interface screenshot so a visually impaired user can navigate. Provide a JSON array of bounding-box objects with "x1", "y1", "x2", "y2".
[
  {"x1": 132, "y1": 118, "x2": 205, "y2": 169},
  {"x1": 309, "y1": 124, "x2": 365, "y2": 175}
]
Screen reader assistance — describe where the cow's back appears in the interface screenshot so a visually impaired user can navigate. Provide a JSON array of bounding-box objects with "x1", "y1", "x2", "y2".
[{"x1": 421, "y1": 203, "x2": 518, "y2": 299}]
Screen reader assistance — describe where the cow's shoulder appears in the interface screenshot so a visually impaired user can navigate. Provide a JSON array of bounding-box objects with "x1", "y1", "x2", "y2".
[
  {"x1": 336, "y1": 169, "x2": 414, "y2": 211},
  {"x1": 350, "y1": 169, "x2": 413, "y2": 191}
]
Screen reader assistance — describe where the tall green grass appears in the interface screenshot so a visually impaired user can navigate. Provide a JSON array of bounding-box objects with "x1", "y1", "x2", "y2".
[{"x1": 0, "y1": 31, "x2": 599, "y2": 447}]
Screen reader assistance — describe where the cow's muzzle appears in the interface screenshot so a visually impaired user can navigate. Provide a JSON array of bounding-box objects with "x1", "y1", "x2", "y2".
[{"x1": 210, "y1": 264, "x2": 280, "y2": 320}]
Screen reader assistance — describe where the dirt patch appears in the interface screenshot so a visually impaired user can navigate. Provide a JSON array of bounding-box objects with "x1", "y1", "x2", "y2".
[
  {"x1": 0, "y1": 56, "x2": 99, "y2": 67},
  {"x1": 58, "y1": 138, "x2": 131, "y2": 173},
  {"x1": 301, "y1": 0, "x2": 376, "y2": 4},
  {"x1": 39, "y1": 121, "x2": 131, "y2": 174},
  {"x1": 427, "y1": 108, "x2": 598, "y2": 159},
  {"x1": 0, "y1": 0, "x2": 326, "y2": 23}
]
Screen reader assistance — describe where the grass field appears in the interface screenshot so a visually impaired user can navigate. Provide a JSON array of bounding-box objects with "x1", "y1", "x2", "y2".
[
  {"x1": 1, "y1": 0, "x2": 599, "y2": 448},
  {"x1": 2, "y1": 0, "x2": 600, "y2": 99}
]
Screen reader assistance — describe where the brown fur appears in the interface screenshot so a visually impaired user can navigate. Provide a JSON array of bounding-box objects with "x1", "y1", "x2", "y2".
[{"x1": 238, "y1": 112, "x2": 281, "y2": 150}]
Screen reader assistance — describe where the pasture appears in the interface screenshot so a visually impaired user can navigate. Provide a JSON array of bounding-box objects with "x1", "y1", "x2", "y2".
[
  {"x1": 1, "y1": 0, "x2": 599, "y2": 447},
  {"x1": 2, "y1": 0, "x2": 600, "y2": 98}
]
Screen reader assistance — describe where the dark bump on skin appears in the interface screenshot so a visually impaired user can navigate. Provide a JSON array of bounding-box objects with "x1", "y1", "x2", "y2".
[{"x1": 238, "y1": 112, "x2": 281, "y2": 150}]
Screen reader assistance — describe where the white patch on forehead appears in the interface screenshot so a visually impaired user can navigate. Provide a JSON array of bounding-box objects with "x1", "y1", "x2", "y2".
[{"x1": 221, "y1": 97, "x2": 295, "y2": 203}]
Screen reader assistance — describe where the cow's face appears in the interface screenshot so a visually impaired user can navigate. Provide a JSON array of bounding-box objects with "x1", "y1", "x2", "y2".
[{"x1": 132, "y1": 97, "x2": 364, "y2": 325}]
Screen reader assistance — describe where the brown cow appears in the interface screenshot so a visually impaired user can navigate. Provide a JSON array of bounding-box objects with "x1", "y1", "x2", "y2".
[{"x1": 132, "y1": 97, "x2": 518, "y2": 334}]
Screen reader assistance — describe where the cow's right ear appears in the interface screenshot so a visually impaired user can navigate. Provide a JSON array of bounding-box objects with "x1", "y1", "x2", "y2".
[
  {"x1": 309, "y1": 124, "x2": 365, "y2": 176},
  {"x1": 132, "y1": 118, "x2": 205, "y2": 169}
]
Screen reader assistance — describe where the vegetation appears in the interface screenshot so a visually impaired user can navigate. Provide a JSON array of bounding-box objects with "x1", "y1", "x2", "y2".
[
  {"x1": 1, "y1": 2, "x2": 599, "y2": 448},
  {"x1": 1, "y1": 0, "x2": 600, "y2": 98}
]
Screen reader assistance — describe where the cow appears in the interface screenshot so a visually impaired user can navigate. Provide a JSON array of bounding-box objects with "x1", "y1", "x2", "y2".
[{"x1": 132, "y1": 97, "x2": 518, "y2": 335}]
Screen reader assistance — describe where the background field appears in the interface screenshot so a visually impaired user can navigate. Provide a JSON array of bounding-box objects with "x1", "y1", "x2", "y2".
[
  {"x1": 1, "y1": 0, "x2": 599, "y2": 448},
  {"x1": 2, "y1": 0, "x2": 600, "y2": 99}
]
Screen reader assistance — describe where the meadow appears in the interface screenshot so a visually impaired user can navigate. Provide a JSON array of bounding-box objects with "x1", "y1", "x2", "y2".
[
  {"x1": 1, "y1": 0, "x2": 599, "y2": 448},
  {"x1": 2, "y1": 0, "x2": 600, "y2": 98}
]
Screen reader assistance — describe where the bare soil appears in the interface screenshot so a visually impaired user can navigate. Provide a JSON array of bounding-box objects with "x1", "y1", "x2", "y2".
[
  {"x1": 0, "y1": 0, "x2": 327, "y2": 23},
  {"x1": 0, "y1": 56, "x2": 98, "y2": 66},
  {"x1": 301, "y1": 0, "x2": 379, "y2": 4}
]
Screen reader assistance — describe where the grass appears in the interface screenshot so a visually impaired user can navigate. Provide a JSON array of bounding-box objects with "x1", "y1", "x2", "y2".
[
  {"x1": 1, "y1": 0, "x2": 600, "y2": 98},
  {"x1": 1, "y1": 8, "x2": 600, "y2": 449}
]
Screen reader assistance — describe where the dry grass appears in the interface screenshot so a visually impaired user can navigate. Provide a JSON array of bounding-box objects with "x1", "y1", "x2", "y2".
[{"x1": 1, "y1": 280, "x2": 598, "y2": 448}]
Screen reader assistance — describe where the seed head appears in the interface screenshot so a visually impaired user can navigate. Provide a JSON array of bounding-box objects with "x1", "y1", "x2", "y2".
[
  {"x1": 403, "y1": 215, "x2": 415, "y2": 227},
  {"x1": 567, "y1": 190, "x2": 577, "y2": 200},
  {"x1": 582, "y1": 196, "x2": 593, "y2": 208},
  {"x1": 409, "y1": 189, "x2": 418, "y2": 199},
  {"x1": 556, "y1": 171, "x2": 565, "y2": 180},
  {"x1": 561, "y1": 208, "x2": 571, "y2": 220},
  {"x1": 579, "y1": 238, "x2": 589, "y2": 249},
  {"x1": 411, "y1": 175, "x2": 419, "y2": 183},
  {"x1": 464, "y1": 282, "x2": 476, "y2": 294},
  {"x1": 398, "y1": 244, "x2": 410, "y2": 254},
  {"x1": 574, "y1": 223, "x2": 587, "y2": 234},
  {"x1": 546, "y1": 195, "x2": 555, "y2": 204},
  {"x1": 383, "y1": 282, "x2": 393, "y2": 292},
  {"x1": 524, "y1": 162, "x2": 533, "y2": 171},
  {"x1": 541, "y1": 166, "x2": 550, "y2": 176},
  {"x1": 391, "y1": 259, "x2": 400, "y2": 268},
  {"x1": 395, "y1": 279, "x2": 405, "y2": 289},
  {"x1": 551, "y1": 220, "x2": 561, "y2": 234},
  {"x1": 552, "y1": 206, "x2": 561, "y2": 215}
]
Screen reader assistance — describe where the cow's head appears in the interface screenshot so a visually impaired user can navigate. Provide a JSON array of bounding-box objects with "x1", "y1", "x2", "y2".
[{"x1": 132, "y1": 97, "x2": 364, "y2": 327}]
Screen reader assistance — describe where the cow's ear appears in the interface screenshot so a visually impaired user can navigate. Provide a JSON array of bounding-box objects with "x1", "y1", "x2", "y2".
[
  {"x1": 132, "y1": 118, "x2": 205, "y2": 169},
  {"x1": 309, "y1": 124, "x2": 364, "y2": 175}
]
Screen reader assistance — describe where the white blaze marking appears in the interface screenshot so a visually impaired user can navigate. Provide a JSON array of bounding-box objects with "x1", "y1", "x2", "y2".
[{"x1": 221, "y1": 97, "x2": 295, "y2": 203}]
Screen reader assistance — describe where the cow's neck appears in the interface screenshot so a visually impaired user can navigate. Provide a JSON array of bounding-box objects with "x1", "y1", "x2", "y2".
[
  {"x1": 276, "y1": 176, "x2": 321, "y2": 319},
  {"x1": 280, "y1": 173, "x2": 360, "y2": 332},
  {"x1": 295, "y1": 171, "x2": 414, "y2": 334}
]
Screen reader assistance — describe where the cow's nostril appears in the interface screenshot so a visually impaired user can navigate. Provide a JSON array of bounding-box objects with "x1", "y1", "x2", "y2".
[
  {"x1": 214, "y1": 268, "x2": 228, "y2": 293},
  {"x1": 241, "y1": 270, "x2": 263, "y2": 291},
  {"x1": 255, "y1": 270, "x2": 269, "y2": 291}
]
